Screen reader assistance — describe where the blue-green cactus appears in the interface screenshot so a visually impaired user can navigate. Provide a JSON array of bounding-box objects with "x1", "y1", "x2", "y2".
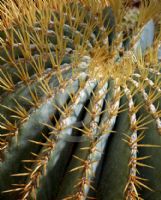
[{"x1": 0, "y1": 0, "x2": 161, "y2": 200}]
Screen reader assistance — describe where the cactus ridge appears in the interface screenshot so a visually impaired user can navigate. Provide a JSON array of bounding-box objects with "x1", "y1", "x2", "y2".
[{"x1": 0, "y1": 0, "x2": 161, "y2": 200}]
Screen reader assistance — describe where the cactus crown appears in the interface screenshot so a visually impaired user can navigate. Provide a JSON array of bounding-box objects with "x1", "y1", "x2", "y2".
[{"x1": 0, "y1": 0, "x2": 161, "y2": 200}]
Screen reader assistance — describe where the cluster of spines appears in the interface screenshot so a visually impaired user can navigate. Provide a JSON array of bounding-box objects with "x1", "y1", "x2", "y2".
[
  {"x1": 130, "y1": 72, "x2": 161, "y2": 134},
  {"x1": 2, "y1": 74, "x2": 98, "y2": 198},
  {"x1": 123, "y1": 85, "x2": 153, "y2": 199},
  {"x1": 123, "y1": 59, "x2": 161, "y2": 199},
  {"x1": 60, "y1": 80, "x2": 121, "y2": 199},
  {"x1": 0, "y1": 0, "x2": 105, "y2": 163},
  {"x1": 66, "y1": 82, "x2": 109, "y2": 199}
]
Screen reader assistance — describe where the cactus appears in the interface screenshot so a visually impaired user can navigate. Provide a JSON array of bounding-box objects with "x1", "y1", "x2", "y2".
[{"x1": 0, "y1": 0, "x2": 161, "y2": 199}]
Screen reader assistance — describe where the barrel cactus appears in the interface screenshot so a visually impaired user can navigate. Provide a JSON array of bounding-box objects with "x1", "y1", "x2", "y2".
[{"x1": 0, "y1": 0, "x2": 161, "y2": 199}]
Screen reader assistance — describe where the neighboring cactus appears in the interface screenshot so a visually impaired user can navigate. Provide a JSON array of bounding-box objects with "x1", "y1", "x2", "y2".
[{"x1": 0, "y1": 0, "x2": 161, "y2": 200}]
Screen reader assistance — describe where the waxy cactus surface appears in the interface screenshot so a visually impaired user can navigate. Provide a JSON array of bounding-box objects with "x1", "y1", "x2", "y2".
[{"x1": 0, "y1": 0, "x2": 161, "y2": 199}]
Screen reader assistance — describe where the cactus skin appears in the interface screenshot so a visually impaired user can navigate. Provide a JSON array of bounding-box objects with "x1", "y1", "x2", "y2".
[{"x1": 0, "y1": 0, "x2": 161, "y2": 200}]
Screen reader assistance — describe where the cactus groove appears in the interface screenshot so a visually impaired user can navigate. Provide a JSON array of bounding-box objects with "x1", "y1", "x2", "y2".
[{"x1": 0, "y1": 0, "x2": 161, "y2": 199}]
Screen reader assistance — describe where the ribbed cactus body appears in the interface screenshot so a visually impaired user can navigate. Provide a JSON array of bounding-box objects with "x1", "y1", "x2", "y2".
[{"x1": 0, "y1": 1, "x2": 161, "y2": 200}]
